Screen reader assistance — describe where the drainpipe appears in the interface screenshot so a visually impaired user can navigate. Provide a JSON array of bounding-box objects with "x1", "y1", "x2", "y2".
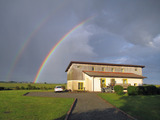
[{"x1": 93, "y1": 77, "x2": 94, "y2": 92}]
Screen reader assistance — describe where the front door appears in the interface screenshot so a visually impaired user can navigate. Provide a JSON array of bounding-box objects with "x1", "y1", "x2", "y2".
[{"x1": 78, "y1": 82, "x2": 83, "y2": 90}]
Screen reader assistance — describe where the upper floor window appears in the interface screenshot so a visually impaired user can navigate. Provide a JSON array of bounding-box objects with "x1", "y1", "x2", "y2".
[
  {"x1": 77, "y1": 66, "x2": 81, "y2": 68},
  {"x1": 102, "y1": 67, "x2": 105, "y2": 71},
  {"x1": 121, "y1": 68, "x2": 124, "y2": 72},
  {"x1": 92, "y1": 67, "x2": 95, "y2": 71},
  {"x1": 111, "y1": 68, "x2": 115, "y2": 72}
]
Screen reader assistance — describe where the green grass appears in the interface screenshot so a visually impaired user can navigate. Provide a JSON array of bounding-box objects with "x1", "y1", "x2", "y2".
[
  {"x1": 0, "y1": 90, "x2": 74, "y2": 120},
  {"x1": 0, "y1": 83, "x2": 66, "y2": 89},
  {"x1": 98, "y1": 93, "x2": 160, "y2": 120}
]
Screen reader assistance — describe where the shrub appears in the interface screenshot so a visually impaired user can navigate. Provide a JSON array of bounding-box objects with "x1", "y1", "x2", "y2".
[
  {"x1": 137, "y1": 85, "x2": 158, "y2": 95},
  {"x1": 127, "y1": 86, "x2": 138, "y2": 95},
  {"x1": 62, "y1": 86, "x2": 65, "y2": 90},
  {"x1": 15, "y1": 86, "x2": 20, "y2": 90},
  {"x1": 114, "y1": 85, "x2": 123, "y2": 95},
  {"x1": 157, "y1": 88, "x2": 160, "y2": 95},
  {"x1": 146, "y1": 85, "x2": 157, "y2": 95},
  {"x1": 21, "y1": 86, "x2": 25, "y2": 90},
  {"x1": 137, "y1": 86, "x2": 144, "y2": 95},
  {"x1": 0, "y1": 87, "x2": 5, "y2": 90},
  {"x1": 27, "y1": 84, "x2": 33, "y2": 90}
]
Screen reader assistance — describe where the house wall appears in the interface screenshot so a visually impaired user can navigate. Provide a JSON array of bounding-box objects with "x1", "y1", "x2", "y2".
[
  {"x1": 84, "y1": 76, "x2": 143, "y2": 92},
  {"x1": 67, "y1": 80, "x2": 85, "y2": 91},
  {"x1": 67, "y1": 63, "x2": 143, "y2": 80},
  {"x1": 84, "y1": 73, "x2": 93, "y2": 91}
]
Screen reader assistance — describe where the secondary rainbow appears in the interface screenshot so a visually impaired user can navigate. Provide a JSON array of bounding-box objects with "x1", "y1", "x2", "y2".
[
  {"x1": 33, "y1": 16, "x2": 94, "y2": 83},
  {"x1": 5, "y1": 1, "x2": 67, "y2": 81}
]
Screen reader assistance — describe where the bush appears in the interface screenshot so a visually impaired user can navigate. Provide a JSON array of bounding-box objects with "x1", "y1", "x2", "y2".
[
  {"x1": 21, "y1": 86, "x2": 25, "y2": 90},
  {"x1": 62, "y1": 86, "x2": 65, "y2": 90},
  {"x1": 15, "y1": 86, "x2": 20, "y2": 90},
  {"x1": 146, "y1": 85, "x2": 157, "y2": 95},
  {"x1": 137, "y1": 86, "x2": 144, "y2": 95},
  {"x1": 0, "y1": 87, "x2": 5, "y2": 90},
  {"x1": 114, "y1": 85, "x2": 123, "y2": 95},
  {"x1": 127, "y1": 86, "x2": 138, "y2": 95},
  {"x1": 157, "y1": 88, "x2": 160, "y2": 95},
  {"x1": 137, "y1": 85, "x2": 158, "y2": 95},
  {"x1": 27, "y1": 84, "x2": 33, "y2": 90}
]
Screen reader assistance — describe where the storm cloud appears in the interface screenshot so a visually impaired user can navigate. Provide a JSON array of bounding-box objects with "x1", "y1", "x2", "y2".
[{"x1": 0, "y1": 0, "x2": 160, "y2": 84}]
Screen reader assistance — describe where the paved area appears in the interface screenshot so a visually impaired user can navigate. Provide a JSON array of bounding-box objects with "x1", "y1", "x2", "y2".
[{"x1": 27, "y1": 92, "x2": 133, "y2": 120}]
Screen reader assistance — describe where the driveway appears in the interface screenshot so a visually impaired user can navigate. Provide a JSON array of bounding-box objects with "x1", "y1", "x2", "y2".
[{"x1": 27, "y1": 92, "x2": 134, "y2": 120}]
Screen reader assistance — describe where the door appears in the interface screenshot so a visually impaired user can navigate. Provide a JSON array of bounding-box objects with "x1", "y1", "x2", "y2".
[{"x1": 78, "y1": 82, "x2": 83, "y2": 90}]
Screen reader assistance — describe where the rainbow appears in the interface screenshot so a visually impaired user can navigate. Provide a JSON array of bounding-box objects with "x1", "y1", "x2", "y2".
[
  {"x1": 33, "y1": 16, "x2": 94, "y2": 83},
  {"x1": 5, "y1": 1, "x2": 67, "y2": 81}
]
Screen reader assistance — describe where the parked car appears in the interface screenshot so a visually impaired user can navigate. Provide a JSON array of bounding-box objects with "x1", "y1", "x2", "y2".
[{"x1": 54, "y1": 86, "x2": 63, "y2": 92}]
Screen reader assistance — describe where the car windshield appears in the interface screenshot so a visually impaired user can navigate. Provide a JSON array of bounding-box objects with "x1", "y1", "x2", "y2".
[{"x1": 56, "y1": 86, "x2": 62, "y2": 88}]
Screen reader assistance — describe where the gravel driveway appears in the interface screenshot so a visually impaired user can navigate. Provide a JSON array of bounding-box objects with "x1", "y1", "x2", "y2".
[{"x1": 26, "y1": 92, "x2": 134, "y2": 120}]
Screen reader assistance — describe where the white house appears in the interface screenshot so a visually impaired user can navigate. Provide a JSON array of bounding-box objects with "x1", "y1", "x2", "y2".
[{"x1": 65, "y1": 61, "x2": 146, "y2": 92}]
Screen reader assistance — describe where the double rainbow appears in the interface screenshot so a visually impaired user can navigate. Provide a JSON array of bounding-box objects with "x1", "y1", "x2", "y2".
[{"x1": 33, "y1": 16, "x2": 94, "y2": 83}]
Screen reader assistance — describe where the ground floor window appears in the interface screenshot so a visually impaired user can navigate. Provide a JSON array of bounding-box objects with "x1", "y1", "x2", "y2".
[
  {"x1": 100, "y1": 78, "x2": 106, "y2": 88},
  {"x1": 110, "y1": 79, "x2": 116, "y2": 86},
  {"x1": 78, "y1": 82, "x2": 83, "y2": 90},
  {"x1": 134, "y1": 83, "x2": 137, "y2": 86},
  {"x1": 123, "y1": 79, "x2": 128, "y2": 84}
]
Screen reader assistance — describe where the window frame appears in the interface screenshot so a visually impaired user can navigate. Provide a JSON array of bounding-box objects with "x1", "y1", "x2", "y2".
[
  {"x1": 92, "y1": 66, "x2": 95, "y2": 71},
  {"x1": 123, "y1": 79, "x2": 128, "y2": 84},
  {"x1": 78, "y1": 82, "x2": 84, "y2": 90},
  {"x1": 111, "y1": 68, "x2": 115, "y2": 72},
  {"x1": 102, "y1": 67, "x2": 105, "y2": 72},
  {"x1": 121, "y1": 68, "x2": 124, "y2": 72}
]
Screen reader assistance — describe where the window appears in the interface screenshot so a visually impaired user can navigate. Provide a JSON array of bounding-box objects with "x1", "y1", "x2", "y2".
[
  {"x1": 77, "y1": 66, "x2": 81, "y2": 68},
  {"x1": 135, "y1": 68, "x2": 137, "y2": 71},
  {"x1": 111, "y1": 68, "x2": 115, "y2": 72},
  {"x1": 78, "y1": 82, "x2": 83, "y2": 90},
  {"x1": 134, "y1": 83, "x2": 137, "y2": 86},
  {"x1": 110, "y1": 79, "x2": 116, "y2": 86},
  {"x1": 123, "y1": 79, "x2": 128, "y2": 84},
  {"x1": 100, "y1": 78, "x2": 106, "y2": 88},
  {"x1": 121, "y1": 68, "x2": 124, "y2": 72},
  {"x1": 102, "y1": 67, "x2": 105, "y2": 71},
  {"x1": 92, "y1": 67, "x2": 95, "y2": 71}
]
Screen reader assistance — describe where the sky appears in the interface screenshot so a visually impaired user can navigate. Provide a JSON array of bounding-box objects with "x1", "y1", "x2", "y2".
[{"x1": 0, "y1": 0, "x2": 160, "y2": 84}]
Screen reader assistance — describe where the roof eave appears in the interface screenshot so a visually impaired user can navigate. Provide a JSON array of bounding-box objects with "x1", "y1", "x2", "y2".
[{"x1": 65, "y1": 61, "x2": 145, "y2": 72}]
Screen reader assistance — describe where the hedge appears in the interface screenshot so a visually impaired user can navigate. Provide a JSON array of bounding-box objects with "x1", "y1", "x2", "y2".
[
  {"x1": 127, "y1": 86, "x2": 138, "y2": 95},
  {"x1": 128, "y1": 85, "x2": 160, "y2": 96}
]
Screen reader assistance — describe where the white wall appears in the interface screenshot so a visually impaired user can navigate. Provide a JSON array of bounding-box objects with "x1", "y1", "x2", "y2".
[
  {"x1": 93, "y1": 78, "x2": 101, "y2": 92},
  {"x1": 84, "y1": 76, "x2": 143, "y2": 92},
  {"x1": 84, "y1": 73, "x2": 93, "y2": 91}
]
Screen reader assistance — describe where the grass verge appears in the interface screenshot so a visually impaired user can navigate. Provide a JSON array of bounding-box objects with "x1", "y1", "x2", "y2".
[
  {"x1": 98, "y1": 93, "x2": 160, "y2": 120},
  {"x1": 0, "y1": 90, "x2": 74, "y2": 120}
]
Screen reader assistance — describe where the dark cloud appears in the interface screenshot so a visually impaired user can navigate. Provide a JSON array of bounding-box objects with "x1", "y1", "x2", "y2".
[{"x1": 0, "y1": 0, "x2": 160, "y2": 84}]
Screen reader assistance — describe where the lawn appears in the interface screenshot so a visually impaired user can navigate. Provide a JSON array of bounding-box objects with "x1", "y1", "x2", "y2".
[
  {"x1": 0, "y1": 90, "x2": 74, "y2": 120},
  {"x1": 98, "y1": 93, "x2": 160, "y2": 120}
]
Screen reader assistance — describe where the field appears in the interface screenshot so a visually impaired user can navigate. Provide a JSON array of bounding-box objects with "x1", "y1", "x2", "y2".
[
  {"x1": 0, "y1": 83, "x2": 66, "y2": 90},
  {"x1": 0, "y1": 90, "x2": 74, "y2": 120},
  {"x1": 98, "y1": 93, "x2": 160, "y2": 120}
]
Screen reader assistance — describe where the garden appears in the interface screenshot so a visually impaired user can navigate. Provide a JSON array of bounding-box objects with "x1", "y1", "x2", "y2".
[{"x1": 99, "y1": 85, "x2": 160, "y2": 120}]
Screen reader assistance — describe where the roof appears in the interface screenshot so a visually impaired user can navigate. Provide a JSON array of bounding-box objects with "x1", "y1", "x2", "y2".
[
  {"x1": 83, "y1": 71, "x2": 147, "y2": 79},
  {"x1": 65, "y1": 61, "x2": 145, "y2": 72}
]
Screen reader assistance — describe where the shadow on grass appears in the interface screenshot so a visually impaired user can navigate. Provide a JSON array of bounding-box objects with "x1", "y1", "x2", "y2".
[
  {"x1": 67, "y1": 108, "x2": 133, "y2": 120},
  {"x1": 118, "y1": 95, "x2": 160, "y2": 120},
  {"x1": 54, "y1": 115, "x2": 66, "y2": 120}
]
